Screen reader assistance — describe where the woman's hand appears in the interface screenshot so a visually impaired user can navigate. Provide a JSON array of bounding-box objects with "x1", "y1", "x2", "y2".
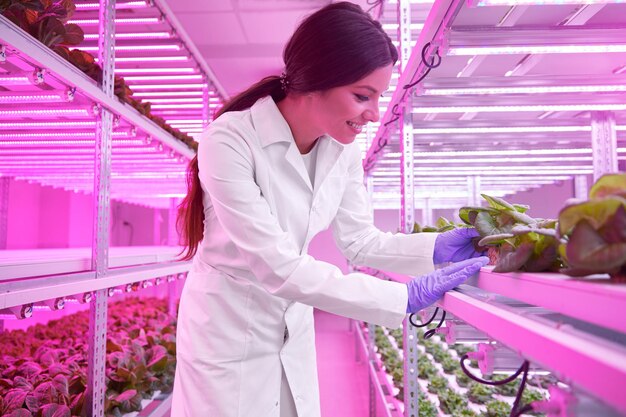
[
  {"x1": 433, "y1": 227, "x2": 486, "y2": 265},
  {"x1": 406, "y1": 257, "x2": 489, "y2": 313}
]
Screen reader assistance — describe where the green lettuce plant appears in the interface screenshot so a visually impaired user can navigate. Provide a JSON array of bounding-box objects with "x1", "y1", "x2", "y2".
[
  {"x1": 454, "y1": 369, "x2": 471, "y2": 387},
  {"x1": 459, "y1": 194, "x2": 561, "y2": 273},
  {"x1": 467, "y1": 382, "x2": 495, "y2": 404},
  {"x1": 558, "y1": 174, "x2": 626, "y2": 281},
  {"x1": 481, "y1": 400, "x2": 511, "y2": 417},
  {"x1": 438, "y1": 389, "x2": 468, "y2": 415},
  {"x1": 426, "y1": 374, "x2": 449, "y2": 394},
  {"x1": 413, "y1": 216, "x2": 468, "y2": 233}
]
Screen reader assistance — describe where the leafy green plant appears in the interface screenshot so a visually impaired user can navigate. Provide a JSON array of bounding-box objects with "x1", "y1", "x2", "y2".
[
  {"x1": 441, "y1": 356, "x2": 460, "y2": 374},
  {"x1": 467, "y1": 382, "x2": 495, "y2": 404},
  {"x1": 481, "y1": 400, "x2": 511, "y2": 417},
  {"x1": 418, "y1": 396, "x2": 439, "y2": 417},
  {"x1": 459, "y1": 194, "x2": 561, "y2": 273},
  {"x1": 558, "y1": 174, "x2": 626, "y2": 281},
  {"x1": 455, "y1": 369, "x2": 471, "y2": 388},
  {"x1": 426, "y1": 374, "x2": 449, "y2": 394},
  {"x1": 452, "y1": 344, "x2": 475, "y2": 357},
  {"x1": 438, "y1": 389, "x2": 468, "y2": 415},
  {"x1": 489, "y1": 375, "x2": 519, "y2": 397},
  {"x1": 453, "y1": 408, "x2": 479, "y2": 417},
  {"x1": 418, "y1": 356, "x2": 438, "y2": 379},
  {"x1": 413, "y1": 216, "x2": 466, "y2": 233}
]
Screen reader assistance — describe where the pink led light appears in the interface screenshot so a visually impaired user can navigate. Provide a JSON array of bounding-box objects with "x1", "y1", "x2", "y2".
[
  {"x1": 0, "y1": 132, "x2": 131, "y2": 139},
  {"x1": 147, "y1": 98, "x2": 203, "y2": 103},
  {"x1": 115, "y1": 68, "x2": 197, "y2": 74},
  {"x1": 0, "y1": 121, "x2": 96, "y2": 129},
  {"x1": 83, "y1": 32, "x2": 171, "y2": 40},
  {"x1": 68, "y1": 17, "x2": 161, "y2": 25},
  {"x1": 150, "y1": 104, "x2": 203, "y2": 109},
  {"x1": 0, "y1": 76, "x2": 31, "y2": 85},
  {"x1": 0, "y1": 93, "x2": 64, "y2": 103},
  {"x1": 412, "y1": 126, "x2": 596, "y2": 134},
  {"x1": 0, "y1": 140, "x2": 144, "y2": 146},
  {"x1": 123, "y1": 75, "x2": 203, "y2": 82},
  {"x1": 412, "y1": 156, "x2": 593, "y2": 164},
  {"x1": 128, "y1": 83, "x2": 207, "y2": 90},
  {"x1": 423, "y1": 85, "x2": 626, "y2": 95},
  {"x1": 161, "y1": 119, "x2": 204, "y2": 124},
  {"x1": 81, "y1": 45, "x2": 181, "y2": 52},
  {"x1": 75, "y1": 1, "x2": 148, "y2": 9},
  {"x1": 411, "y1": 104, "x2": 626, "y2": 113},
  {"x1": 471, "y1": 0, "x2": 622, "y2": 6},
  {"x1": 0, "y1": 109, "x2": 90, "y2": 116},
  {"x1": 448, "y1": 44, "x2": 626, "y2": 56},
  {"x1": 132, "y1": 91, "x2": 203, "y2": 97},
  {"x1": 111, "y1": 56, "x2": 189, "y2": 63}
]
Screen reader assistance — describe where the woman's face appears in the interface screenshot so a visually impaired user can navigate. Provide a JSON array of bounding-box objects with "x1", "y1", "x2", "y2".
[{"x1": 311, "y1": 64, "x2": 393, "y2": 145}]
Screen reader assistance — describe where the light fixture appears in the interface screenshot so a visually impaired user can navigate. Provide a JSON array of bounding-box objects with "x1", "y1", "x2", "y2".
[
  {"x1": 448, "y1": 44, "x2": 626, "y2": 56},
  {"x1": 422, "y1": 84, "x2": 626, "y2": 95},
  {"x1": 0, "y1": 139, "x2": 144, "y2": 146},
  {"x1": 83, "y1": 32, "x2": 171, "y2": 40},
  {"x1": 381, "y1": 23, "x2": 425, "y2": 31},
  {"x1": 411, "y1": 125, "x2": 598, "y2": 134},
  {"x1": 69, "y1": 17, "x2": 161, "y2": 25},
  {"x1": 0, "y1": 131, "x2": 131, "y2": 139},
  {"x1": 469, "y1": 0, "x2": 623, "y2": 5},
  {"x1": 127, "y1": 83, "x2": 207, "y2": 90},
  {"x1": 143, "y1": 98, "x2": 203, "y2": 104},
  {"x1": 112, "y1": 56, "x2": 189, "y2": 63},
  {"x1": 0, "y1": 75, "x2": 31, "y2": 85},
  {"x1": 405, "y1": 148, "x2": 595, "y2": 157},
  {"x1": 150, "y1": 104, "x2": 203, "y2": 109},
  {"x1": 81, "y1": 44, "x2": 181, "y2": 52},
  {"x1": 411, "y1": 156, "x2": 592, "y2": 164},
  {"x1": 123, "y1": 75, "x2": 202, "y2": 82},
  {"x1": 0, "y1": 121, "x2": 96, "y2": 128},
  {"x1": 614, "y1": 65, "x2": 626, "y2": 75},
  {"x1": 132, "y1": 91, "x2": 203, "y2": 97},
  {"x1": 0, "y1": 93, "x2": 65, "y2": 103},
  {"x1": 75, "y1": 1, "x2": 148, "y2": 9},
  {"x1": 115, "y1": 67, "x2": 197, "y2": 74},
  {"x1": 0, "y1": 109, "x2": 90, "y2": 117},
  {"x1": 411, "y1": 104, "x2": 626, "y2": 113}
]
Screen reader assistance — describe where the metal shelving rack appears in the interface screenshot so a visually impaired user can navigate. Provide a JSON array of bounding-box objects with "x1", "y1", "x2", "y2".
[
  {"x1": 0, "y1": 0, "x2": 221, "y2": 414},
  {"x1": 360, "y1": 0, "x2": 626, "y2": 416}
]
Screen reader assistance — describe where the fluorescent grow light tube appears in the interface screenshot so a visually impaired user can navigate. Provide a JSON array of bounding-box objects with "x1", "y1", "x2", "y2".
[
  {"x1": 147, "y1": 98, "x2": 203, "y2": 103},
  {"x1": 113, "y1": 56, "x2": 189, "y2": 62},
  {"x1": 81, "y1": 44, "x2": 181, "y2": 52},
  {"x1": 423, "y1": 84, "x2": 626, "y2": 95},
  {"x1": 0, "y1": 109, "x2": 90, "y2": 117},
  {"x1": 382, "y1": 23, "x2": 425, "y2": 31},
  {"x1": 0, "y1": 131, "x2": 132, "y2": 139},
  {"x1": 448, "y1": 44, "x2": 626, "y2": 56},
  {"x1": 412, "y1": 104, "x2": 626, "y2": 113},
  {"x1": 115, "y1": 68, "x2": 197, "y2": 74},
  {"x1": 132, "y1": 91, "x2": 203, "y2": 97},
  {"x1": 75, "y1": 1, "x2": 148, "y2": 9},
  {"x1": 0, "y1": 121, "x2": 96, "y2": 128},
  {"x1": 69, "y1": 17, "x2": 161, "y2": 25},
  {"x1": 0, "y1": 140, "x2": 144, "y2": 146},
  {"x1": 150, "y1": 104, "x2": 203, "y2": 109},
  {"x1": 123, "y1": 75, "x2": 203, "y2": 82},
  {"x1": 0, "y1": 75, "x2": 31, "y2": 85},
  {"x1": 128, "y1": 83, "x2": 207, "y2": 90},
  {"x1": 83, "y1": 32, "x2": 171, "y2": 40},
  {"x1": 411, "y1": 125, "x2": 597, "y2": 134},
  {"x1": 469, "y1": 0, "x2": 623, "y2": 6},
  {"x1": 0, "y1": 93, "x2": 65, "y2": 103}
]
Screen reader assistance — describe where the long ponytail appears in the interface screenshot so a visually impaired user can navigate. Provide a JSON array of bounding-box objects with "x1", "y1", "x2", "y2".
[{"x1": 177, "y1": 76, "x2": 284, "y2": 260}]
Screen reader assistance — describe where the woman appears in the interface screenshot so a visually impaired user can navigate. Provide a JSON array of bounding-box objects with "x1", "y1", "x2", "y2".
[{"x1": 171, "y1": 3, "x2": 487, "y2": 416}]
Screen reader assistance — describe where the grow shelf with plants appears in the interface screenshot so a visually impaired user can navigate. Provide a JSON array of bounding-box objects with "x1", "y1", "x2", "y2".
[{"x1": 0, "y1": 297, "x2": 177, "y2": 417}]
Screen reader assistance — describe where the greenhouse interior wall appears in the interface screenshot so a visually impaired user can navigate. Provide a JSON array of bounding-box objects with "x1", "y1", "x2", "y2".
[{"x1": 1, "y1": 0, "x2": 625, "y2": 416}]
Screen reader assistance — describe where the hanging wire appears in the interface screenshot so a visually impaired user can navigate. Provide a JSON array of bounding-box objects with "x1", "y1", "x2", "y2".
[
  {"x1": 423, "y1": 310, "x2": 446, "y2": 339},
  {"x1": 460, "y1": 356, "x2": 532, "y2": 417},
  {"x1": 408, "y1": 307, "x2": 439, "y2": 328}
]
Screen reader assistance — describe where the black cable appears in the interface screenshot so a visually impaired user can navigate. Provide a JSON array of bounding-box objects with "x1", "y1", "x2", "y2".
[
  {"x1": 408, "y1": 307, "x2": 439, "y2": 328},
  {"x1": 459, "y1": 355, "x2": 528, "y2": 386},
  {"x1": 423, "y1": 310, "x2": 446, "y2": 339},
  {"x1": 510, "y1": 403, "x2": 533, "y2": 417},
  {"x1": 510, "y1": 361, "x2": 531, "y2": 417}
]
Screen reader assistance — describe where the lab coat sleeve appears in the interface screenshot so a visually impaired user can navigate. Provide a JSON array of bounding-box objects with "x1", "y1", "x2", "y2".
[
  {"x1": 330, "y1": 143, "x2": 438, "y2": 276},
  {"x1": 197, "y1": 121, "x2": 408, "y2": 328}
]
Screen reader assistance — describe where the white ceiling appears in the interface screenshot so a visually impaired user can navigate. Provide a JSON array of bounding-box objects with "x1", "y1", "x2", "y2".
[{"x1": 161, "y1": 0, "x2": 376, "y2": 96}]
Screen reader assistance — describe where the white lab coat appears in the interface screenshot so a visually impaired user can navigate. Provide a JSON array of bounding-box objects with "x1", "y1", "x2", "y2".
[{"x1": 171, "y1": 96, "x2": 438, "y2": 417}]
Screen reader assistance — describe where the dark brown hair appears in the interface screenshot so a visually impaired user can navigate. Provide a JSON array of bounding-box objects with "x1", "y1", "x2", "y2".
[{"x1": 177, "y1": 2, "x2": 398, "y2": 260}]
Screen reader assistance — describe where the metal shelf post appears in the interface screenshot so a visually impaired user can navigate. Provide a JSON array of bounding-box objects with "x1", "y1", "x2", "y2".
[{"x1": 591, "y1": 111, "x2": 618, "y2": 182}]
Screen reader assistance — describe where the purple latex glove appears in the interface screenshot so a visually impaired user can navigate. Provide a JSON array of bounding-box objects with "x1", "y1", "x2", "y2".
[
  {"x1": 406, "y1": 257, "x2": 489, "y2": 313},
  {"x1": 433, "y1": 227, "x2": 485, "y2": 265}
]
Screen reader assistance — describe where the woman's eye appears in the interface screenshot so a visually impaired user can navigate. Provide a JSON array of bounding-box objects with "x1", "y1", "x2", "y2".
[{"x1": 354, "y1": 94, "x2": 369, "y2": 102}]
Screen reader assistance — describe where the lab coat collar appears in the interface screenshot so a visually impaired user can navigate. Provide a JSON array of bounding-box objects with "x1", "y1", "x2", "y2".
[
  {"x1": 250, "y1": 96, "x2": 345, "y2": 192},
  {"x1": 250, "y1": 96, "x2": 293, "y2": 148}
]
